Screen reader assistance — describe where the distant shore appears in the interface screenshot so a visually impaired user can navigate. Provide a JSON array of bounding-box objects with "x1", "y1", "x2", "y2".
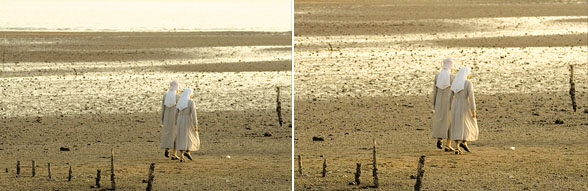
[{"x1": 0, "y1": 31, "x2": 292, "y2": 63}]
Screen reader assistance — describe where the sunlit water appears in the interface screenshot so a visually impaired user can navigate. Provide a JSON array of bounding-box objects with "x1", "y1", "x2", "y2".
[{"x1": 0, "y1": 0, "x2": 291, "y2": 32}]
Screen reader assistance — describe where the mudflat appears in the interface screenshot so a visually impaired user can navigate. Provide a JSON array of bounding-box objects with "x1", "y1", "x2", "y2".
[
  {"x1": 294, "y1": 0, "x2": 587, "y2": 190},
  {"x1": 0, "y1": 31, "x2": 292, "y2": 190}
]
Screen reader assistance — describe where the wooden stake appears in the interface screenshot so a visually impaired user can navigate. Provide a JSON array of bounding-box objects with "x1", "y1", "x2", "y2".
[
  {"x1": 111, "y1": 149, "x2": 116, "y2": 190},
  {"x1": 95, "y1": 169, "x2": 101, "y2": 188},
  {"x1": 372, "y1": 139, "x2": 379, "y2": 188},
  {"x1": 146, "y1": 163, "x2": 155, "y2": 191},
  {"x1": 355, "y1": 163, "x2": 361, "y2": 185},
  {"x1": 414, "y1": 155, "x2": 426, "y2": 191},
  {"x1": 276, "y1": 87, "x2": 283, "y2": 127},
  {"x1": 322, "y1": 158, "x2": 327, "y2": 177},
  {"x1": 569, "y1": 65, "x2": 577, "y2": 112},
  {"x1": 16, "y1": 161, "x2": 20, "y2": 177},
  {"x1": 297, "y1": 155, "x2": 303, "y2": 175},
  {"x1": 68, "y1": 163, "x2": 72, "y2": 181},
  {"x1": 47, "y1": 163, "x2": 52, "y2": 180},
  {"x1": 32, "y1": 160, "x2": 36, "y2": 177}
]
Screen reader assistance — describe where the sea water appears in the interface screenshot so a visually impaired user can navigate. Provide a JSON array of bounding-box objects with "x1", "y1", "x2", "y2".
[{"x1": 0, "y1": 0, "x2": 291, "y2": 32}]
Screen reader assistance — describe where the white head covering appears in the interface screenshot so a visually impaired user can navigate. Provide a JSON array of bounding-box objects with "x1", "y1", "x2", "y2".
[
  {"x1": 176, "y1": 88, "x2": 193, "y2": 110},
  {"x1": 436, "y1": 58, "x2": 454, "y2": 89},
  {"x1": 164, "y1": 80, "x2": 179, "y2": 107},
  {"x1": 451, "y1": 67, "x2": 471, "y2": 93}
]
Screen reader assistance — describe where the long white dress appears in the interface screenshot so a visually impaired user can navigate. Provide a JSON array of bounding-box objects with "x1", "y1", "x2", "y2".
[
  {"x1": 450, "y1": 80, "x2": 479, "y2": 141},
  {"x1": 175, "y1": 100, "x2": 200, "y2": 151},
  {"x1": 432, "y1": 73, "x2": 455, "y2": 139},
  {"x1": 160, "y1": 93, "x2": 180, "y2": 149}
]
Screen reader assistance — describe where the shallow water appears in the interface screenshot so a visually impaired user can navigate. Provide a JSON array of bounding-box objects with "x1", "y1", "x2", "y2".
[{"x1": 0, "y1": 0, "x2": 291, "y2": 32}]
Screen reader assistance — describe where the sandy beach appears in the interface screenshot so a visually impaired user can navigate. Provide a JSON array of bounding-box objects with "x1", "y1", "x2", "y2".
[
  {"x1": 294, "y1": 0, "x2": 587, "y2": 190},
  {"x1": 0, "y1": 31, "x2": 292, "y2": 190}
]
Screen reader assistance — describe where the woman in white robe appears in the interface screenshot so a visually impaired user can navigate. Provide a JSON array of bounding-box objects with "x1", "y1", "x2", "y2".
[
  {"x1": 160, "y1": 80, "x2": 180, "y2": 159},
  {"x1": 450, "y1": 67, "x2": 479, "y2": 154},
  {"x1": 175, "y1": 88, "x2": 200, "y2": 162},
  {"x1": 432, "y1": 58, "x2": 455, "y2": 151}
]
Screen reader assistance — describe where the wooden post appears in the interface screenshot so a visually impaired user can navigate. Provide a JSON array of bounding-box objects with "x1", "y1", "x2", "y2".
[
  {"x1": 146, "y1": 163, "x2": 155, "y2": 191},
  {"x1": 414, "y1": 155, "x2": 426, "y2": 191},
  {"x1": 297, "y1": 155, "x2": 302, "y2": 175},
  {"x1": 111, "y1": 149, "x2": 116, "y2": 190},
  {"x1": 569, "y1": 65, "x2": 577, "y2": 112},
  {"x1": 322, "y1": 158, "x2": 327, "y2": 177},
  {"x1": 355, "y1": 163, "x2": 361, "y2": 185},
  {"x1": 16, "y1": 161, "x2": 20, "y2": 177},
  {"x1": 276, "y1": 87, "x2": 283, "y2": 127},
  {"x1": 32, "y1": 161, "x2": 36, "y2": 177},
  {"x1": 47, "y1": 163, "x2": 52, "y2": 180},
  {"x1": 95, "y1": 169, "x2": 101, "y2": 188},
  {"x1": 68, "y1": 163, "x2": 72, "y2": 181},
  {"x1": 372, "y1": 139, "x2": 379, "y2": 188}
]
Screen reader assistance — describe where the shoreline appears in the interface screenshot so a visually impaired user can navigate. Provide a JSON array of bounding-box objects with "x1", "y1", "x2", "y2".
[
  {"x1": 0, "y1": 30, "x2": 292, "y2": 35},
  {"x1": 0, "y1": 31, "x2": 292, "y2": 63}
]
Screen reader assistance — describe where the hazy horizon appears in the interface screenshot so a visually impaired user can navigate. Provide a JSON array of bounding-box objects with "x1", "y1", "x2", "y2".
[{"x1": 0, "y1": 0, "x2": 291, "y2": 32}]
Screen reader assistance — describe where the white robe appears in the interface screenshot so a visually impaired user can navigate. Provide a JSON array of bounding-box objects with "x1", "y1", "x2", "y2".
[
  {"x1": 160, "y1": 93, "x2": 180, "y2": 149},
  {"x1": 175, "y1": 100, "x2": 200, "y2": 151},
  {"x1": 450, "y1": 80, "x2": 479, "y2": 141},
  {"x1": 432, "y1": 73, "x2": 455, "y2": 139}
]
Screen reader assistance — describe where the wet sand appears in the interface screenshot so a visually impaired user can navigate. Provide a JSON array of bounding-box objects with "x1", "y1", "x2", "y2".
[
  {"x1": 1, "y1": 31, "x2": 291, "y2": 62},
  {"x1": 433, "y1": 34, "x2": 588, "y2": 47},
  {"x1": 0, "y1": 31, "x2": 292, "y2": 190},
  {"x1": 295, "y1": 93, "x2": 587, "y2": 190},
  {"x1": 294, "y1": 0, "x2": 587, "y2": 190},
  {"x1": 295, "y1": 0, "x2": 587, "y2": 36}
]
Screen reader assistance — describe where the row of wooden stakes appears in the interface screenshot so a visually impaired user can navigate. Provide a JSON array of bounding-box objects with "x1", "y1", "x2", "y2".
[
  {"x1": 9, "y1": 149, "x2": 156, "y2": 191},
  {"x1": 297, "y1": 139, "x2": 427, "y2": 191},
  {"x1": 12, "y1": 160, "x2": 70, "y2": 181}
]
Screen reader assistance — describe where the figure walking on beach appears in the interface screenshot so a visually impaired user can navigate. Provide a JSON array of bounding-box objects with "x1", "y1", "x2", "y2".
[
  {"x1": 432, "y1": 58, "x2": 456, "y2": 151},
  {"x1": 161, "y1": 80, "x2": 181, "y2": 160},
  {"x1": 450, "y1": 67, "x2": 479, "y2": 155},
  {"x1": 175, "y1": 88, "x2": 201, "y2": 162}
]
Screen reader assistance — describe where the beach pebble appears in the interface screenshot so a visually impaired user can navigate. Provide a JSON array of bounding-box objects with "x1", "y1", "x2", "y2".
[
  {"x1": 226, "y1": 155, "x2": 231, "y2": 159},
  {"x1": 509, "y1": 147, "x2": 515, "y2": 150},
  {"x1": 509, "y1": 175, "x2": 514, "y2": 179}
]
